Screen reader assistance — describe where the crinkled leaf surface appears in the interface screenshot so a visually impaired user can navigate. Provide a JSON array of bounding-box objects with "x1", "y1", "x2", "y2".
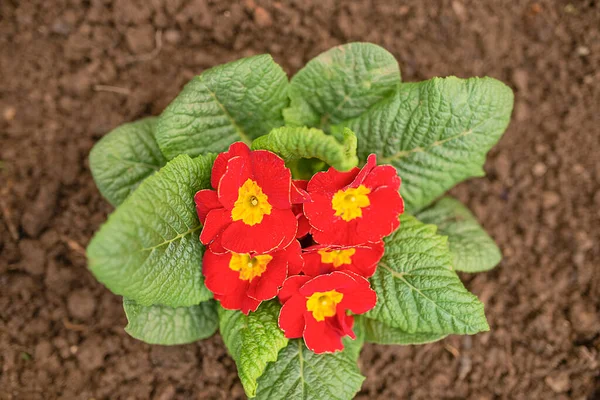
[
  {"x1": 416, "y1": 197, "x2": 502, "y2": 272},
  {"x1": 251, "y1": 127, "x2": 358, "y2": 171},
  {"x1": 89, "y1": 117, "x2": 167, "y2": 207},
  {"x1": 156, "y1": 54, "x2": 288, "y2": 159},
  {"x1": 124, "y1": 298, "x2": 218, "y2": 345},
  {"x1": 365, "y1": 215, "x2": 489, "y2": 335},
  {"x1": 284, "y1": 42, "x2": 400, "y2": 130},
  {"x1": 87, "y1": 154, "x2": 215, "y2": 307},
  {"x1": 254, "y1": 331, "x2": 365, "y2": 400},
  {"x1": 338, "y1": 77, "x2": 513, "y2": 212},
  {"x1": 219, "y1": 301, "x2": 288, "y2": 398},
  {"x1": 360, "y1": 316, "x2": 446, "y2": 345}
]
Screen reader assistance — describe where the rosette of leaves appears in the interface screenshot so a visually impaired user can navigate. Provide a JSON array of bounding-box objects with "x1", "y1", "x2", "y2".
[{"x1": 87, "y1": 43, "x2": 513, "y2": 399}]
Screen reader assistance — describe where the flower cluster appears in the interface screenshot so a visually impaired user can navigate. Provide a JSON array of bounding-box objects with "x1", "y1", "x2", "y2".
[{"x1": 196, "y1": 142, "x2": 404, "y2": 353}]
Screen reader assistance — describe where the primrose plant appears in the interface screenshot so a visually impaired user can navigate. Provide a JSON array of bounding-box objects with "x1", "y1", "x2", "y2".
[{"x1": 87, "y1": 43, "x2": 513, "y2": 399}]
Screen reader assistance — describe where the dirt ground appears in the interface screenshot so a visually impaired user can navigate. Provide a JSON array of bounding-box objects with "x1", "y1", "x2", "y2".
[{"x1": 1, "y1": 0, "x2": 599, "y2": 399}]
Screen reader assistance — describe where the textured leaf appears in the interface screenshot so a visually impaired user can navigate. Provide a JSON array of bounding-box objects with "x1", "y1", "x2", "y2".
[
  {"x1": 365, "y1": 215, "x2": 489, "y2": 335},
  {"x1": 251, "y1": 127, "x2": 359, "y2": 171},
  {"x1": 87, "y1": 154, "x2": 215, "y2": 307},
  {"x1": 255, "y1": 334, "x2": 365, "y2": 400},
  {"x1": 338, "y1": 77, "x2": 513, "y2": 212},
  {"x1": 284, "y1": 42, "x2": 400, "y2": 130},
  {"x1": 124, "y1": 298, "x2": 218, "y2": 345},
  {"x1": 360, "y1": 316, "x2": 446, "y2": 345},
  {"x1": 219, "y1": 301, "x2": 289, "y2": 398},
  {"x1": 89, "y1": 117, "x2": 167, "y2": 206},
  {"x1": 416, "y1": 197, "x2": 502, "y2": 272},
  {"x1": 156, "y1": 55, "x2": 288, "y2": 159}
]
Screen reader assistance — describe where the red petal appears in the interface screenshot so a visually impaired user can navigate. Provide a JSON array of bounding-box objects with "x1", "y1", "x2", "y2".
[
  {"x1": 350, "y1": 154, "x2": 377, "y2": 188},
  {"x1": 216, "y1": 292, "x2": 261, "y2": 314},
  {"x1": 218, "y1": 155, "x2": 252, "y2": 209},
  {"x1": 303, "y1": 311, "x2": 344, "y2": 353},
  {"x1": 355, "y1": 186, "x2": 403, "y2": 242},
  {"x1": 202, "y1": 250, "x2": 247, "y2": 295},
  {"x1": 239, "y1": 296, "x2": 262, "y2": 315},
  {"x1": 211, "y1": 142, "x2": 251, "y2": 189},
  {"x1": 335, "y1": 304, "x2": 356, "y2": 338},
  {"x1": 200, "y1": 208, "x2": 232, "y2": 245},
  {"x1": 338, "y1": 271, "x2": 377, "y2": 315},
  {"x1": 195, "y1": 189, "x2": 221, "y2": 223},
  {"x1": 247, "y1": 256, "x2": 287, "y2": 301},
  {"x1": 301, "y1": 242, "x2": 383, "y2": 278},
  {"x1": 278, "y1": 275, "x2": 311, "y2": 304},
  {"x1": 296, "y1": 213, "x2": 311, "y2": 239},
  {"x1": 278, "y1": 295, "x2": 306, "y2": 338},
  {"x1": 307, "y1": 166, "x2": 359, "y2": 194},
  {"x1": 250, "y1": 150, "x2": 292, "y2": 209},
  {"x1": 291, "y1": 180, "x2": 311, "y2": 204},
  {"x1": 362, "y1": 164, "x2": 401, "y2": 191},
  {"x1": 298, "y1": 271, "x2": 357, "y2": 297},
  {"x1": 283, "y1": 240, "x2": 304, "y2": 276},
  {"x1": 220, "y1": 208, "x2": 297, "y2": 254}
]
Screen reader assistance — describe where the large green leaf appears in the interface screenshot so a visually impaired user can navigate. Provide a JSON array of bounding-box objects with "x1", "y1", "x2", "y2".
[
  {"x1": 251, "y1": 127, "x2": 358, "y2": 171},
  {"x1": 255, "y1": 334, "x2": 365, "y2": 400},
  {"x1": 365, "y1": 215, "x2": 489, "y2": 335},
  {"x1": 89, "y1": 117, "x2": 167, "y2": 206},
  {"x1": 339, "y1": 77, "x2": 514, "y2": 212},
  {"x1": 360, "y1": 316, "x2": 446, "y2": 345},
  {"x1": 416, "y1": 196, "x2": 502, "y2": 272},
  {"x1": 156, "y1": 54, "x2": 288, "y2": 159},
  {"x1": 87, "y1": 154, "x2": 215, "y2": 307},
  {"x1": 219, "y1": 301, "x2": 289, "y2": 398},
  {"x1": 284, "y1": 42, "x2": 400, "y2": 130},
  {"x1": 123, "y1": 298, "x2": 218, "y2": 345}
]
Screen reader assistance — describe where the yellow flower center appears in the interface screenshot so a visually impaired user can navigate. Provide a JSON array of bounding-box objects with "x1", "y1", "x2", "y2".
[
  {"x1": 306, "y1": 290, "x2": 344, "y2": 321},
  {"x1": 318, "y1": 248, "x2": 356, "y2": 268},
  {"x1": 231, "y1": 179, "x2": 272, "y2": 226},
  {"x1": 228, "y1": 252, "x2": 273, "y2": 281},
  {"x1": 331, "y1": 185, "x2": 371, "y2": 221}
]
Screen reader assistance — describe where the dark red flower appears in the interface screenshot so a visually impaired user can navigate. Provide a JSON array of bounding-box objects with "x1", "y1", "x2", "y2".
[
  {"x1": 291, "y1": 180, "x2": 311, "y2": 238},
  {"x1": 301, "y1": 241, "x2": 384, "y2": 278},
  {"x1": 278, "y1": 271, "x2": 376, "y2": 353},
  {"x1": 203, "y1": 240, "x2": 303, "y2": 314},
  {"x1": 195, "y1": 142, "x2": 298, "y2": 254},
  {"x1": 303, "y1": 154, "x2": 404, "y2": 246}
]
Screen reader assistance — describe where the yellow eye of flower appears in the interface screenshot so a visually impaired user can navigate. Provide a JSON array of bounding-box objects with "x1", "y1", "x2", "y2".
[
  {"x1": 331, "y1": 185, "x2": 371, "y2": 221},
  {"x1": 306, "y1": 290, "x2": 344, "y2": 321},
  {"x1": 228, "y1": 253, "x2": 273, "y2": 281},
  {"x1": 318, "y1": 248, "x2": 356, "y2": 267},
  {"x1": 231, "y1": 179, "x2": 272, "y2": 226}
]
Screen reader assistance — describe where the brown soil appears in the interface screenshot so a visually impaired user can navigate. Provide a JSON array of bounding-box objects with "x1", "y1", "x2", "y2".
[{"x1": 1, "y1": 0, "x2": 599, "y2": 399}]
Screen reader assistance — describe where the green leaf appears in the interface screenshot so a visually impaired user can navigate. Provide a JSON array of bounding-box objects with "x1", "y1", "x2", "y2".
[
  {"x1": 255, "y1": 335, "x2": 365, "y2": 400},
  {"x1": 251, "y1": 127, "x2": 359, "y2": 171},
  {"x1": 89, "y1": 117, "x2": 167, "y2": 207},
  {"x1": 87, "y1": 154, "x2": 215, "y2": 307},
  {"x1": 123, "y1": 298, "x2": 218, "y2": 345},
  {"x1": 365, "y1": 215, "x2": 489, "y2": 335},
  {"x1": 360, "y1": 316, "x2": 446, "y2": 345},
  {"x1": 284, "y1": 42, "x2": 400, "y2": 130},
  {"x1": 219, "y1": 301, "x2": 289, "y2": 398},
  {"x1": 416, "y1": 197, "x2": 502, "y2": 272},
  {"x1": 156, "y1": 54, "x2": 288, "y2": 159},
  {"x1": 338, "y1": 77, "x2": 514, "y2": 212}
]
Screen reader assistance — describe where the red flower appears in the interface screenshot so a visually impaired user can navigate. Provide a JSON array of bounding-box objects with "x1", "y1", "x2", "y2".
[
  {"x1": 203, "y1": 240, "x2": 303, "y2": 314},
  {"x1": 278, "y1": 271, "x2": 376, "y2": 353},
  {"x1": 195, "y1": 142, "x2": 298, "y2": 254},
  {"x1": 303, "y1": 154, "x2": 404, "y2": 246},
  {"x1": 291, "y1": 180, "x2": 311, "y2": 239},
  {"x1": 301, "y1": 241, "x2": 384, "y2": 278}
]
